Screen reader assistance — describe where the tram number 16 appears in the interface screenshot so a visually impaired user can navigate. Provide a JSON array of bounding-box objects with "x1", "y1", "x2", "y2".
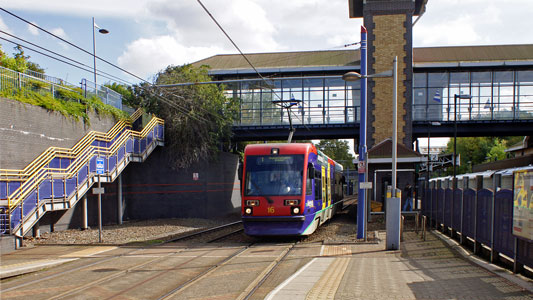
[{"x1": 267, "y1": 206, "x2": 275, "y2": 214}]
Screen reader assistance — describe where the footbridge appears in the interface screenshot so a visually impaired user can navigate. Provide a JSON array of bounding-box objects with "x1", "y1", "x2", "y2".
[
  {"x1": 226, "y1": 73, "x2": 533, "y2": 141},
  {"x1": 0, "y1": 109, "x2": 164, "y2": 245}
]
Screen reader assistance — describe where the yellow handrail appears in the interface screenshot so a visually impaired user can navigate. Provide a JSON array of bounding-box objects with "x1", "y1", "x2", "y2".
[{"x1": 1, "y1": 108, "x2": 164, "y2": 210}]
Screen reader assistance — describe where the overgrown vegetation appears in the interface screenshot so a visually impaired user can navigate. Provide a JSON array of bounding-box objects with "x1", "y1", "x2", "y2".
[
  {"x1": 0, "y1": 85, "x2": 128, "y2": 124},
  {"x1": 0, "y1": 44, "x2": 128, "y2": 123},
  {"x1": 111, "y1": 64, "x2": 239, "y2": 169}
]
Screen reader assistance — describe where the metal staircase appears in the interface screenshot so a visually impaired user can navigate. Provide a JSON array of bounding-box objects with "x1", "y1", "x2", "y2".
[{"x1": 0, "y1": 109, "x2": 164, "y2": 241}]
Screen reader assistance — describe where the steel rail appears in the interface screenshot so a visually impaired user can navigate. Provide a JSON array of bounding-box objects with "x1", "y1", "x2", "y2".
[{"x1": 1, "y1": 221, "x2": 243, "y2": 296}]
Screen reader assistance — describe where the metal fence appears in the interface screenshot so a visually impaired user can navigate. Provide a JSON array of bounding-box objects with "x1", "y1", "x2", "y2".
[
  {"x1": 0, "y1": 66, "x2": 122, "y2": 110},
  {"x1": 421, "y1": 170, "x2": 533, "y2": 272},
  {"x1": 0, "y1": 66, "x2": 79, "y2": 101},
  {"x1": 81, "y1": 79, "x2": 122, "y2": 110}
]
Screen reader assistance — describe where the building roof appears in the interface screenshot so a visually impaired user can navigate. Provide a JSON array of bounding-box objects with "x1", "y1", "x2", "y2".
[
  {"x1": 368, "y1": 138, "x2": 422, "y2": 159},
  {"x1": 192, "y1": 44, "x2": 533, "y2": 73}
]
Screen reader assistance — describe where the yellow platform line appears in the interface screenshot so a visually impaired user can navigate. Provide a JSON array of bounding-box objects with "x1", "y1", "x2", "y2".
[
  {"x1": 306, "y1": 257, "x2": 350, "y2": 300},
  {"x1": 59, "y1": 246, "x2": 117, "y2": 258}
]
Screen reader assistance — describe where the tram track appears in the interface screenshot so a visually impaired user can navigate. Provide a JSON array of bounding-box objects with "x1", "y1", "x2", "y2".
[{"x1": 0, "y1": 221, "x2": 244, "y2": 298}]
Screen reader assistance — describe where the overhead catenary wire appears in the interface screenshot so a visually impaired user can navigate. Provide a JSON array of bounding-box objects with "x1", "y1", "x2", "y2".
[
  {"x1": 195, "y1": 0, "x2": 310, "y2": 131},
  {"x1": 0, "y1": 30, "x2": 130, "y2": 85},
  {"x1": 0, "y1": 37, "x2": 209, "y2": 125},
  {"x1": 0, "y1": 8, "x2": 221, "y2": 125}
]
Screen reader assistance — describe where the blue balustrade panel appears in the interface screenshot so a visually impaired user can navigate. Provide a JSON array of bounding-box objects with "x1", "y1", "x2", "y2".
[
  {"x1": 126, "y1": 139, "x2": 133, "y2": 153},
  {"x1": 462, "y1": 189, "x2": 476, "y2": 239},
  {"x1": 60, "y1": 158, "x2": 72, "y2": 169},
  {"x1": 517, "y1": 238, "x2": 533, "y2": 268},
  {"x1": 49, "y1": 157, "x2": 61, "y2": 169},
  {"x1": 444, "y1": 188, "x2": 453, "y2": 227},
  {"x1": 140, "y1": 138, "x2": 147, "y2": 153},
  {"x1": 53, "y1": 179, "x2": 65, "y2": 198},
  {"x1": 494, "y1": 189, "x2": 514, "y2": 258},
  {"x1": 38, "y1": 180, "x2": 52, "y2": 200},
  {"x1": 66, "y1": 177, "x2": 77, "y2": 198},
  {"x1": 78, "y1": 166, "x2": 88, "y2": 184},
  {"x1": 22, "y1": 191, "x2": 38, "y2": 218},
  {"x1": 0, "y1": 181, "x2": 7, "y2": 199},
  {"x1": 476, "y1": 189, "x2": 493, "y2": 246},
  {"x1": 118, "y1": 146, "x2": 125, "y2": 163},
  {"x1": 157, "y1": 125, "x2": 164, "y2": 139},
  {"x1": 109, "y1": 156, "x2": 117, "y2": 172},
  {"x1": 8, "y1": 181, "x2": 21, "y2": 196},
  {"x1": 147, "y1": 131, "x2": 153, "y2": 146},
  {"x1": 453, "y1": 189, "x2": 463, "y2": 230},
  {"x1": 89, "y1": 156, "x2": 97, "y2": 173},
  {"x1": 10, "y1": 206, "x2": 21, "y2": 230},
  {"x1": 437, "y1": 188, "x2": 444, "y2": 224},
  {"x1": 134, "y1": 139, "x2": 140, "y2": 154}
]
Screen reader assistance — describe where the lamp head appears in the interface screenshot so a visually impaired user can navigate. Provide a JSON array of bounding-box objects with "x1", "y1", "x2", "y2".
[
  {"x1": 98, "y1": 28, "x2": 109, "y2": 34},
  {"x1": 342, "y1": 71, "x2": 362, "y2": 81}
]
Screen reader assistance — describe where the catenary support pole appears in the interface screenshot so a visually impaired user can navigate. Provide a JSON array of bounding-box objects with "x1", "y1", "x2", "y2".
[{"x1": 357, "y1": 26, "x2": 368, "y2": 239}]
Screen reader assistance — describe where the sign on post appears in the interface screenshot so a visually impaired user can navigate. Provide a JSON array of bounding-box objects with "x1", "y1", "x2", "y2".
[{"x1": 96, "y1": 158, "x2": 105, "y2": 175}]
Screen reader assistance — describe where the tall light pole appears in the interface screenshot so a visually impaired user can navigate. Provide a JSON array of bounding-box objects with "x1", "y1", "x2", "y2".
[
  {"x1": 453, "y1": 94, "x2": 471, "y2": 189},
  {"x1": 342, "y1": 26, "x2": 394, "y2": 240},
  {"x1": 92, "y1": 17, "x2": 109, "y2": 90}
]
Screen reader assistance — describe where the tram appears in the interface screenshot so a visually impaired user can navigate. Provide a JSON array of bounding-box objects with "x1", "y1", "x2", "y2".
[{"x1": 241, "y1": 143, "x2": 344, "y2": 236}]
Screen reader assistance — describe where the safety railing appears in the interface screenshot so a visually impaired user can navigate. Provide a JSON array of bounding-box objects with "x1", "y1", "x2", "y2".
[
  {"x1": 0, "y1": 109, "x2": 164, "y2": 236},
  {"x1": 0, "y1": 66, "x2": 79, "y2": 102},
  {"x1": 81, "y1": 79, "x2": 122, "y2": 110},
  {"x1": 0, "y1": 66, "x2": 123, "y2": 111}
]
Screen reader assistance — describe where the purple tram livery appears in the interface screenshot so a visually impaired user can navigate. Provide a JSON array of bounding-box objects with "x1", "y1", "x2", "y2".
[{"x1": 241, "y1": 143, "x2": 344, "y2": 236}]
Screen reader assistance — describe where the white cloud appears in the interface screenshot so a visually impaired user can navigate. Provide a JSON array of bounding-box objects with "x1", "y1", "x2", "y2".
[
  {"x1": 0, "y1": 0, "x2": 150, "y2": 18},
  {"x1": 117, "y1": 35, "x2": 226, "y2": 80},
  {"x1": 27, "y1": 22, "x2": 39, "y2": 35},
  {"x1": 50, "y1": 27, "x2": 67, "y2": 39},
  {"x1": 414, "y1": 0, "x2": 533, "y2": 46}
]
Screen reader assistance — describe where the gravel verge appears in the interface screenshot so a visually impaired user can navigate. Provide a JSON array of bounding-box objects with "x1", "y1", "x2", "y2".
[{"x1": 23, "y1": 216, "x2": 241, "y2": 247}]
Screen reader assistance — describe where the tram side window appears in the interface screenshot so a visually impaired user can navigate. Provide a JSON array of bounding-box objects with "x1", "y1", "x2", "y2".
[
  {"x1": 306, "y1": 164, "x2": 313, "y2": 195},
  {"x1": 315, "y1": 170, "x2": 322, "y2": 200}
]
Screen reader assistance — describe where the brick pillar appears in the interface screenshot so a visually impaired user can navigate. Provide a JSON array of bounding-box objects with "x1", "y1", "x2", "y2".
[{"x1": 350, "y1": 0, "x2": 425, "y2": 148}]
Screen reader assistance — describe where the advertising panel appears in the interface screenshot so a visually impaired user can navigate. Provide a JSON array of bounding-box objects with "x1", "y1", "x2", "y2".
[{"x1": 513, "y1": 170, "x2": 533, "y2": 241}]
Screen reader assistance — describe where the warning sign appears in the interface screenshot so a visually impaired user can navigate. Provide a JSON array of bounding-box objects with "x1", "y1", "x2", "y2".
[{"x1": 358, "y1": 161, "x2": 366, "y2": 173}]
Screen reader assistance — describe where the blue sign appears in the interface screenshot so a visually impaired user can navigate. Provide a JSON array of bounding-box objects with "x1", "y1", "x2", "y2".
[{"x1": 96, "y1": 158, "x2": 105, "y2": 175}]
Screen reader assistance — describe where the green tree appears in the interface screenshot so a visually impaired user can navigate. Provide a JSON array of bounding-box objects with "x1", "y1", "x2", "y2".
[
  {"x1": 315, "y1": 139, "x2": 355, "y2": 169},
  {"x1": 444, "y1": 136, "x2": 524, "y2": 174},
  {"x1": 133, "y1": 64, "x2": 239, "y2": 169},
  {"x1": 0, "y1": 44, "x2": 44, "y2": 73}
]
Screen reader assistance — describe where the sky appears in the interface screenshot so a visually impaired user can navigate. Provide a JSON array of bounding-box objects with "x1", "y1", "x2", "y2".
[{"x1": 1, "y1": 0, "x2": 533, "y2": 149}]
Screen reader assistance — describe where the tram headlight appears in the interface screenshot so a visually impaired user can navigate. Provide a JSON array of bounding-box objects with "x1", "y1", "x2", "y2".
[
  {"x1": 291, "y1": 206, "x2": 300, "y2": 215},
  {"x1": 244, "y1": 207, "x2": 253, "y2": 215},
  {"x1": 246, "y1": 200, "x2": 260, "y2": 206},
  {"x1": 284, "y1": 199, "x2": 300, "y2": 206}
]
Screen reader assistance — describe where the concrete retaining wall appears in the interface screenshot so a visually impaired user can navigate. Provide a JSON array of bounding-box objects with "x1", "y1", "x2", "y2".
[{"x1": 0, "y1": 97, "x2": 116, "y2": 169}]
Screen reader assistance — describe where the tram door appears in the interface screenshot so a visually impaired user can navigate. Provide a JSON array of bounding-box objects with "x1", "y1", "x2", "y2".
[
  {"x1": 327, "y1": 164, "x2": 331, "y2": 207},
  {"x1": 321, "y1": 166, "x2": 326, "y2": 209}
]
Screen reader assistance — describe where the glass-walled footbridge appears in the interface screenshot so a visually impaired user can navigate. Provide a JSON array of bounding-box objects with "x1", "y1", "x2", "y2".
[{"x1": 226, "y1": 69, "x2": 533, "y2": 141}]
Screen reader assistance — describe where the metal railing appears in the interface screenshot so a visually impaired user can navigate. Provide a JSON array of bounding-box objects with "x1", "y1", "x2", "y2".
[
  {"x1": 0, "y1": 109, "x2": 164, "y2": 236},
  {"x1": 81, "y1": 79, "x2": 122, "y2": 110},
  {"x1": 0, "y1": 66, "x2": 79, "y2": 101},
  {"x1": 0, "y1": 66, "x2": 123, "y2": 110}
]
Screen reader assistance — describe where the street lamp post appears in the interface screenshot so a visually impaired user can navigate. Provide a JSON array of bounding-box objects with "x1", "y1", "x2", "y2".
[
  {"x1": 453, "y1": 94, "x2": 471, "y2": 188},
  {"x1": 92, "y1": 17, "x2": 109, "y2": 90},
  {"x1": 454, "y1": 93, "x2": 471, "y2": 238},
  {"x1": 342, "y1": 27, "x2": 395, "y2": 240}
]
